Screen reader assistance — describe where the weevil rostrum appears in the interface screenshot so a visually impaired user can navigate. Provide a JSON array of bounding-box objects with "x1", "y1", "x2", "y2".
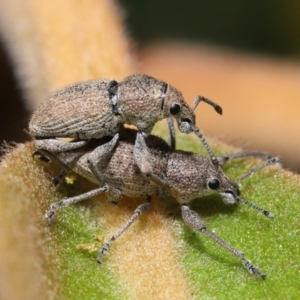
[{"x1": 34, "y1": 128, "x2": 279, "y2": 279}]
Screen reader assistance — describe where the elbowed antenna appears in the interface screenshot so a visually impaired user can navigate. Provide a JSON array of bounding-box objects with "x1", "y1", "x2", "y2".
[
  {"x1": 191, "y1": 95, "x2": 222, "y2": 165},
  {"x1": 237, "y1": 196, "x2": 274, "y2": 218},
  {"x1": 236, "y1": 156, "x2": 280, "y2": 218},
  {"x1": 192, "y1": 125, "x2": 219, "y2": 165},
  {"x1": 192, "y1": 95, "x2": 223, "y2": 115}
]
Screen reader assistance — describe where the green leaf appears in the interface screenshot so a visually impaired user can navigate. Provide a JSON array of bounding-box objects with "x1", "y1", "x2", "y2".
[{"x1": 0, "y1": 128, "x2": 299, "y2": 299}]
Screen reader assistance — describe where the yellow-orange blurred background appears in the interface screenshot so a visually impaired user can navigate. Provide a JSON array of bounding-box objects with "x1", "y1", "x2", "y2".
[{"x1": 139, "y1": 43, "x2": 300, "y2": 171}]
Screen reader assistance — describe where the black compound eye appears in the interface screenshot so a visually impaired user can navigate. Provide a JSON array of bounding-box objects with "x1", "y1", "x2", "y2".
[
  {"x1": 208, "y1": 178, "x2": 220, "y2": 190},
  {"x1": 170, "y1": 103, "x2": 181, "y2": 115}
]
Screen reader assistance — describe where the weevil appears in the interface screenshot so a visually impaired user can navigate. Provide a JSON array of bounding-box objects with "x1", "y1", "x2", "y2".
[
  {"x1": 29, "y1": 74, "x2": 222, "y2": 164},
  {"x1": 34, "y1": 128, "x2": 279, "y2": 279}
]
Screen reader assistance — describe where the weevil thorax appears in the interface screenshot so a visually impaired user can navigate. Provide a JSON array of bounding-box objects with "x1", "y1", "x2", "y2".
[
  {"x1": 117, "y1": 74, "x2": 170, "y2": 134},
  {"x1": 163, "y1": 84, "x2": 195, "y2": 134},
  {"x1": 166, "y1": 152, "x2": 239, "y2": 205}
]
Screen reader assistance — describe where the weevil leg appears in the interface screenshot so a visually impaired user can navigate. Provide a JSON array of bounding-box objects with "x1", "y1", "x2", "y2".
[
  {"x1": 181, "y1": 204, "x2": 266, "y2": 279},
  {"x1": 97, "y1": 196, "x2": 151, "y2": 263},
  {"x1": 85, "y1": 133, "x2": 119, "y2": 184},
  {"x1": 217, "y1": 151, "x2": 276, "y2": 166},
  {"x1": 46, "y1": 185, "x2": 109, "y2": 225},
  {"x1": 34, "y1": 138, "x2": 88, "y2": 153},
  {"x1": 167, "y1": 117, "x2": 176, "y2": 150},
  {"x1": 134, "y1": 132, "x2": 168, "y2": 188}
]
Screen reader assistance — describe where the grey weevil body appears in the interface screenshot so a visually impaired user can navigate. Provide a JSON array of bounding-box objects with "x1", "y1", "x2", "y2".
[
  {"x1": 29, "y1": 74, "x2": 222, "y2": 162},
  {"x1": 34, "y1": 128, "x2": 279, "y2": 279}
]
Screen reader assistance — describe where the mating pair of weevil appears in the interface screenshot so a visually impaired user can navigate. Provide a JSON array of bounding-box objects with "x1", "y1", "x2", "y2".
[{"x1": 30, "y1": 74, "x2": 279, "y2": 279}]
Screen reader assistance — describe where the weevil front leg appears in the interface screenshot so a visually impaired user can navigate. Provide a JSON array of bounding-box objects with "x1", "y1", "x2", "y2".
[
  {"x1": 181, "y1": 204, "x2": 266, "y2": 279},
  {"x1": 167, "y1": 118, "x2": 176, "y2": 150},
  {"x1": 47, "y1": 185, "x2": 109, "y2": 225},
  {"x1": 97, "y1": 196, "x2": 151, "y2": 263},
  {"x1": 133, "y1": 131, "x2": 169, "y2": 188}
]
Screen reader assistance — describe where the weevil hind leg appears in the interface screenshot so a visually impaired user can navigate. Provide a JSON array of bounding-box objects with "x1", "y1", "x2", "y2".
[
  {"x1": 46, "y1": 185, "x2": 109, "y2": 225},
  {"x1": 97, "y1": 196, "x2": 151, "y2": 263},
  {"x1": 181, "y1": 204, "x2": 266, "y2": 279}
]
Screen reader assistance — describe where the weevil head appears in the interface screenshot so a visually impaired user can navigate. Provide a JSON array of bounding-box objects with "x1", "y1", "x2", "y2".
[
  {"x1": 164, "y1": 85, "x2": 195, "y2": 134},
  {"x1": 167, "y1": 153, "x2": 240, "y2": 205},
  {"x1": 205, "y1": 168, "x2": 240, "y2": 205}
]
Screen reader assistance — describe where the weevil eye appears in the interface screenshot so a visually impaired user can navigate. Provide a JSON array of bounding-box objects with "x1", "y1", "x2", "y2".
[
  {"x1": 170, "y1": 103, "x2": 181, "y2": 115},
  {"x1": 208, "y1": 178, "x2": 220, "y2": 190}
]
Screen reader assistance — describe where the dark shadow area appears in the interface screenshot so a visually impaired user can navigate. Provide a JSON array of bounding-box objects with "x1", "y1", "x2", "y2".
[
  {"x1": 0, "y1": 38, "x2": 30, "y2": 146},
  {"x1": 161, "y1": 193, "x2": 237, "y2": 221},
  {"x1": 120, "y1": 0, "x2": 300, "y2": 58}
]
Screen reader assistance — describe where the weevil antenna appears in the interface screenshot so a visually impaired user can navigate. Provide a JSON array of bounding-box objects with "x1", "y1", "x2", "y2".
[
  {"x1": 192, "y1": 125, "x2": 219, "y2": 166},
  {"x1": 192, "y1": 96, "x2": 223, "y2": 115},
  {"x1": 237, "y1": 196, "x2": 274, "y2": 218},
  {"x1": 238, "y1": 157, "x2": 280, "y2": 183}
]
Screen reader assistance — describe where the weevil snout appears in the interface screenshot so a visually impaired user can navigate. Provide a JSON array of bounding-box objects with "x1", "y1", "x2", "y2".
[
  {"x1": 206, "y1": 174, "x2": 240, "y2": 205},
  {"x1": 220, "y1": 185, "x2": 241, "y2": 205},
  {"x1": 178, "y1": 118, "x2": 193, "y2": 133},
  {"x1": 220, "y1": 191, "x2": 237, "y2": 205},
  {"x1": 176, "y1": 101, "x2": 196, "y2": 134},
  {"x1": 176, "y1": 111, "x2": 196, "y2": 134}
]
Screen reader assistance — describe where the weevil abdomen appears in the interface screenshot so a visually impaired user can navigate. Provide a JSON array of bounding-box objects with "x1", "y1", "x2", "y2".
[{"x1": 29, "y1": 79, "x2": 123, "y2": 139}]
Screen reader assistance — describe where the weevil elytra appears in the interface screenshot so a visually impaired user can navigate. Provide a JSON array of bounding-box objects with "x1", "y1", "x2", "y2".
[
  {"x1": 29, "y1": 74, "x2": 222, "y2": 163},
  {"x1": 34, "y1": 128, "x2": 279, "y2": 279}
]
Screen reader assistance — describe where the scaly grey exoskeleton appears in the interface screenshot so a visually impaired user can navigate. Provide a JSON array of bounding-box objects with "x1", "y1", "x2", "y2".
[
  {"x1": 34, "y1": 129, "x2": 279, "y2": 279},
  {"x1": 29, "y1": 74, "x2": 222, "y2": 163}
]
